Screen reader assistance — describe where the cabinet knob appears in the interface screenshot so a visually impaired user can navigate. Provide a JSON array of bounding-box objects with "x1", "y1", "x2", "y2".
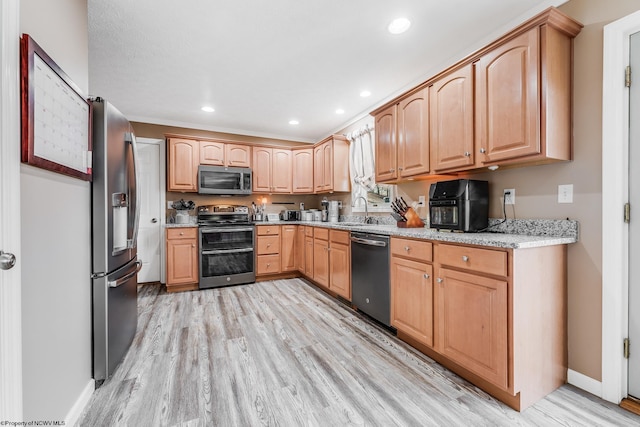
[
  {"x1": 480, "y1": 148, "x2": 487, "y2": 154},
  {"x1": 437, "y1": 278, "x2": 443, "y2": 283},
  {"x1": 267, "y1": 263, "x2": 271, "y2": 267},
  {"x1": 180, "y1": 232, "x2": 184, "y2": 236},
  {"x1": 404, "y1": 246, "x2": 410, "y2": 252},
  {"x1": 267, "y1": 243, "x2": 271, "y2": 247},
  {"x1": 192, "y1": 244, "x2": 195, "y2": 248},
  {"x1": 398, "y1": 167, "x2": 403, "y2": 171},
  {"x1": 464, "y1": 151, "x2": 471, "y2": 157},
  {"x1": 462, "y1": 255, "x2": 469, "y2": 262},
  {"x1": 423, "y1": 274, "x2": 430, "y2": 279}
]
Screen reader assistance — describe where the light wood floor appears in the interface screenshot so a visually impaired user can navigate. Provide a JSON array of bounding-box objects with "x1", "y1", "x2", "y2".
[{"x1": 78, "y1": 279, "x2": 640, "y2": 426}]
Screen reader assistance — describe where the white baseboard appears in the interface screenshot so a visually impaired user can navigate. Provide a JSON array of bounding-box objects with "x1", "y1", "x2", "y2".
[
  {"x1": 65, "y1": 379, "x2": 95, "y2": 427},
  {"x1": 568, "y1": 369, "x2": 603, "y2": 398}
]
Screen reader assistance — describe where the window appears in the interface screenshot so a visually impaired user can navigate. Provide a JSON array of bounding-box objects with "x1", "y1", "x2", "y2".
[{"x1": 351, "y1": 183, "x2": 396, "y2": 213}]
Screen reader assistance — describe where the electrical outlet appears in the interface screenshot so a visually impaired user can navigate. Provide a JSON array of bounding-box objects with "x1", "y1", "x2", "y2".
[
  {"x1": 558, "y1": 184, "x2": 573, "y2": 203},
  {"x1": 418, "y1": 195, "x2": 426, "y2": 206},
  {"x1": 167, "y1": 201, "x2": 174, "y2": 209},
  {"x1": 503, "y1": 189, "x2": 515, "y2": 205}
]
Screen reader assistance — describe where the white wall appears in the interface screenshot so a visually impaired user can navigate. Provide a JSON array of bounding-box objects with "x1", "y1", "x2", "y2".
[{"x1": 20, "y1": 0, "x2": 93, "y2": 422}]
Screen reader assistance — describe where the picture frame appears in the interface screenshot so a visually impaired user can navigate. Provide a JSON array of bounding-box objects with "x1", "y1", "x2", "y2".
[{"x1": 20, "y1": 34, "x2": 92, "y2": 181}]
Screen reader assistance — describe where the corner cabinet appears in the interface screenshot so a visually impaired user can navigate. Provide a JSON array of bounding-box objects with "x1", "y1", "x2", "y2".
[
  {"x1": 167, "y1": 138, "x2": 199, "y2": 192},
  {"x1": 313, "y1": 135, "x2": 350, "y2": 193},
  {"x1": 165, "y1": 227, "x2": 199, "y2": 292}
]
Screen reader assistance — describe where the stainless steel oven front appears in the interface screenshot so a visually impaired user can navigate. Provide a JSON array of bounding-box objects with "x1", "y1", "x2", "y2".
[{"x1": 198, "y1": 225, "x2": 255, "y2": 288}]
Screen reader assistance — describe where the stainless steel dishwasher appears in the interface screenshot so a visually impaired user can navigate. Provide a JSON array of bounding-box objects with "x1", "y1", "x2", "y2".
[{"x1": 350, "y1": 232, "x2": 391, "y2": 327}]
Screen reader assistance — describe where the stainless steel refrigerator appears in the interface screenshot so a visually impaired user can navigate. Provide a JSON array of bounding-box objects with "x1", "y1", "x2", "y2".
[{"x1": 90, "y1": 98, "x2": 142, "y2": 384}]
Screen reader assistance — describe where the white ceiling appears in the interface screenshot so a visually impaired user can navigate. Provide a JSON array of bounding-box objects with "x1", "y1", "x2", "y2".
[{"x1": 88, "y1": 0, "x2": 566, "y2": 143}]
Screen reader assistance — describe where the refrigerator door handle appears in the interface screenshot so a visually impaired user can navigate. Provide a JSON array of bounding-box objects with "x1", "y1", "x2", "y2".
[
  {"x1": 126, "y1": 132, "x2": 141, "y2": 249},
  {"x1": 108, "y1": 260, "x2": 143, "y2": 288}
]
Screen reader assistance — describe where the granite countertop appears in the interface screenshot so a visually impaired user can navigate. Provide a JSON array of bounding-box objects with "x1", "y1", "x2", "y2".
[
  {"x1": 167, "y1": 218, "x2": 578, "y2": 249},
  {"x1": 254, "y1": 218, "x2": 579, "y2": 249}
]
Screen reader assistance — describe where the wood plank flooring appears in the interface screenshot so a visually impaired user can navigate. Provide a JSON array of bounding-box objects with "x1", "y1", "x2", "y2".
[{"x1": 78, "y1": 279, "x2": 640, "y2": 426}]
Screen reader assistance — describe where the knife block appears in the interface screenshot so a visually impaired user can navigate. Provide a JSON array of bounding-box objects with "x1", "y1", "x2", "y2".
[{"x1": 397, "y1": 207, "x2": 425, "y2": 228}]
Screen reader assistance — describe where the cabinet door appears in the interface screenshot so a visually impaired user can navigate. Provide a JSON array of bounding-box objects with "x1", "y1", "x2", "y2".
[
  {"x1": 391, "y1": 257, "x2": 433, "y2": 347},
  {"x1": 374, "y1": 105, "x2": 398, "y2": 182},
  {"x1": 398, "y1": 88, "x2": 430, "y2": 178},
  {"x1": 430, "y1": 64, "x2": 474, "y2": 172},
  {"x1": 313, "y1": 237, "x2": 329, "y2": 287},
  {"x1": 166, "y1": 238, "x2": 198, "y2": 285},
  {"x1": 292, "y1": 149, "x2": 314, "y2": 193},
  {"x1": 322, "y1": 142, "x2": 333, "y2": 191},
  {"x1": 252, "y1": 147, "x2": 273, "y2": 192},
  {"x1": 313, "y1": 145, "x2": 324, "y2": 193},
  {"x1": 226, "y1": 144, "x2": 252, "y2": 167},
  {"x1": 436, "y1": 267, "x2": 508, "y2": 389},
  {"x1": 272, "y1": 149, "x2": 292, "y2": 193},
  {"x1": 200, "y1": 141, "x2": 225, "y2": 166},
  {"x1": 329, "y1": 242, "x2": 350, "y2": 300},
  {"x1": 281, "y1": 225, "x2": 296, "y2": 272},
  {"x1": 305, "y1": 236, "x2": 314, "y2": 277},
  {"x1": 476, "y1": 28, "x2": 539, "y2": 163},
  {"x1": 295, "y1": 226, "x2": 306, "y2": 272},
  {"x1": 168, "y1": 138, "x2": 198, "y2": 192}
]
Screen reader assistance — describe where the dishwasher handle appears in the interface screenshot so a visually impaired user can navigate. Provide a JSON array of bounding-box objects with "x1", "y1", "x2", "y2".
[{"x1": 350, "y1": 236, "x2": 388, "y2": 247}]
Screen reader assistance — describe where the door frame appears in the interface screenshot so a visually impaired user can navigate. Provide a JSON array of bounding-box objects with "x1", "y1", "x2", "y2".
[
  {"x1": 0, "y1": 0, "x2": 23, "y2": 419},
  {"x1": 602, "y1": 9, "x2": 640, "y2": 404},
  {"x1": 136, "y1": 137, "x2": 166, "y2": 284}
]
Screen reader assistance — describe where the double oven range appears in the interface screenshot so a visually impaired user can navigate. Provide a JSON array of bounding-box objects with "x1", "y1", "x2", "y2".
[{"x1": 197, "y1": 204, "x2": 255, "y2": 289}]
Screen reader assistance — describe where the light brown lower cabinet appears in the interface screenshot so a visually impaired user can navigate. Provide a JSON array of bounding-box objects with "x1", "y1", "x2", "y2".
[
  {"x1": 391, "y1": 237, "x2": 434, "y2": 347},
  {"x1": 328, "y1": 230, "x2": 351, "y2": 301},
  {"x1": 166, "y1": 227, "x2": 199, "y2": 292},
  {"x1": 295, "y1": 225, "x2": 305, "y2": 273},
  {"x1": 313, "y1": 228, "x2": 330, "y2": 287},
  {"x1": 281, "y1": 225, "x2": 297, "y2": 272},
  {"x1": 256, "y1": 225, "x2": 281, "y2": 275}
]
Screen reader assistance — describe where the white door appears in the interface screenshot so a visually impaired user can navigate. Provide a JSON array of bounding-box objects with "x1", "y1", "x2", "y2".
[
  {"x1": 629, "y1": 30, "x2": 640, "y2": 399},
  {"x1": 136, "y1": 138, "x2": 165, "y2": 283},
  {"x1": 0, "y1": 0, "x2": 23, "y2": 419}
]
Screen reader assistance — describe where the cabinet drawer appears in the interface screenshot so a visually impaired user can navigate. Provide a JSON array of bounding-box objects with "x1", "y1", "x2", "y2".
[
  {"x1": 167, "y1": 227, "x2": 198, "y2": 240},
  {"x1": 437, "y1": 244, "x2": 507, "y2": 277},
  {"x1": 257, "y1": 254, "x2": 280, "y2": 274},
  {"x1": 391, "y1": 237, "x2": 433, "y2": 262},
  {"x1": 257, "y1": 225, "x2": 280, "y2": 236},
  {"x1": 330, "y1": 229, "x2": 350, "y2": 245},
  {"x1": 305, "y1": 226, "x2": 314, "y2": 237},
  {"x1": 314, "y1": 227, "x2": 329, "y2": 240},
  {"x1": 257, "y1": 235, "x2": 280, "y2": 255}
]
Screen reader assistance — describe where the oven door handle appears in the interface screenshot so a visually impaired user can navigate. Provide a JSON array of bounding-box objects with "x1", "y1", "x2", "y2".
[
  {"x1": 202, "y1": 248, "x2": 254, "y2": 255},
  {"x1": 200, "y1": 227, "x2": 254, "y2": 233}
]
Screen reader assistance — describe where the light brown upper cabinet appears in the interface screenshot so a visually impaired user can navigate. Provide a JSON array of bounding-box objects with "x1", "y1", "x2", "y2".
[
  {"x1": 167, "y1": 138, "x2": 199, "y2": 192},
  {"x1": 292, "y1": 148, "x2": 314, "y2": 193},
  {"x1": 374, "y1": 105, "x2": 397, "y2": 182},
  {"x1": 371, "y1": 7, "x2": 581, "y2": 179},
  {"x1": 313, "y1": 135, "x2": 350, "y2": 193},
  {"x1": 252, "y1": 147, "x2": 292, "y2": 193},
  {"x1": 200, "y1": 141, "x2": 251, "y2": 167},
  {"x1": 374, "y1": 88, "x2": 430, "y2": 183},
  {"x1": 475, "y1": 18, "x2": 578, "y2": 166},
  {"x1": 430, "y1": 63, "x2": 475, "y2": 173},
  {"x1": 398, "y1": 88, "x2": 430, "y2": 178}
]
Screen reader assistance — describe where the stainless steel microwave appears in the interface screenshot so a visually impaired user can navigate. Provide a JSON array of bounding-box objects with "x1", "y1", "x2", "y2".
[{"x1": 197, "y1": 165, "x2": 252, "y2": 195}]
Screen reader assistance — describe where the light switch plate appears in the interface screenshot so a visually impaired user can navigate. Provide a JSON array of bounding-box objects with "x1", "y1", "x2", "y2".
[
  {"x1": 558, "y1": 184, "x2": 573, "y2": 203},
  {"x1": 418, "y1": 195, "x2": 426, "y2": 206}
]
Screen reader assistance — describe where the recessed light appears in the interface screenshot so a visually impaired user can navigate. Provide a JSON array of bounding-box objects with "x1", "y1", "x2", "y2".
[
  {"x1": 336, "y1": 109, "x2": 345, "y2": 115},
  {"x1": 201, "y1": 106, "x2": 215, "y2": 113},
  {"x1": 289, "y1": 120, "x2": 299, "y2": 125},
  {"x1": 360, "y1": 90, "x2": 371, "y2": 98},
  {"x1": 388, "y1": 17, "x2": 411, "y2": 34}
]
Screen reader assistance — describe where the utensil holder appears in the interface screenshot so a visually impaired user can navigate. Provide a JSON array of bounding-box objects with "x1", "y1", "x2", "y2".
[{"x1": 398, "y1": 207, "x2": 425, "y2": 228}]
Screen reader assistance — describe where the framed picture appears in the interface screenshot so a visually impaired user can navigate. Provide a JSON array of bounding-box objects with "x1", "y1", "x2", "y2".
[{"x1": 20, "y1": 34, "x2": 92, "y2": 181}]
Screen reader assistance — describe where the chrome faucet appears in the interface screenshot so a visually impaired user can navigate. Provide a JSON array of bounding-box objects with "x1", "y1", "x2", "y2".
[{"x1": 352, "y1": 196, "x2": 370, "y2": 224}]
